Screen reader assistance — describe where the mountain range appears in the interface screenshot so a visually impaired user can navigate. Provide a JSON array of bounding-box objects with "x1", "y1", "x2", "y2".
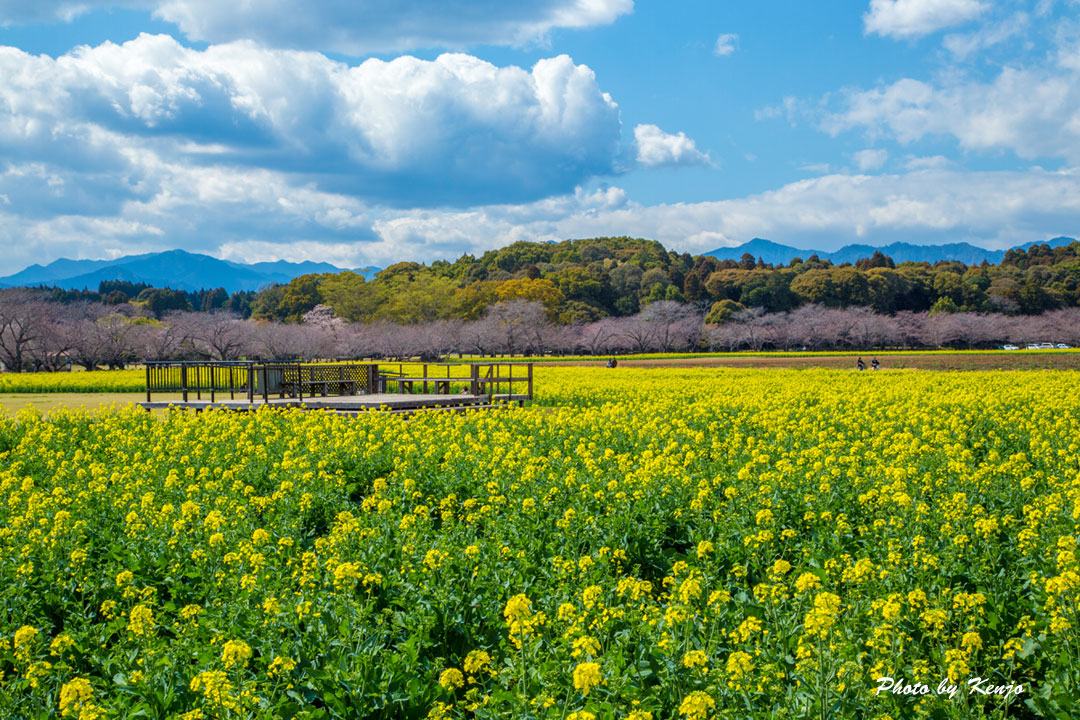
[
  {"x1": 704, "y1": 237, "x2": 1077, "y2": 266},
  {"x1": 0, "y1": 250, "x2": 380, "y2": 294},
  {"x1": 2, "y1": 236, "x2": 1076, "y2": 294}
]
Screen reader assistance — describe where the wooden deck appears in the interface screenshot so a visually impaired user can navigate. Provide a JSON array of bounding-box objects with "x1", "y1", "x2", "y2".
[
  {"x1": 137, "y1": 393, "x2": 529, "y2": 415},
  {"x1": 139, "y1": 361, "x2": 533, "y2": 415}
]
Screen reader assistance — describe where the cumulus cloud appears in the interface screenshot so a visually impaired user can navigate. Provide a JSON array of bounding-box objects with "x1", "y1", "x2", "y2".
[
  {"x1": 367, "y1": 167, "x2": 1080, "y2": 261},
  {"x1": 864, "y1": 0, "x2": 987, "y2": 39},
  {"x1": 853, "y1": 148, "x2": 888, "y2": 171},
  {"x1": 3, "y1": 164, "x2": 1078, "y2": 275},
  {"x1": 0, "y1": 158, "x2": 382, "y2": 274},
  {"x1": 714, "y1": 33, "x2": 738, "y2": 56},
  {"x1": 633, "y1": 124, "x2": 711, "y2": 167},
  {"x1": 821, "y1": 62, "x2": 1080, "y2": 163},
  {"x1": 0, "y1": 35, "x2": 623, "y2": 206},
  {"x1": 0, "y1": 0, "x2": 633, "y2": 53}
]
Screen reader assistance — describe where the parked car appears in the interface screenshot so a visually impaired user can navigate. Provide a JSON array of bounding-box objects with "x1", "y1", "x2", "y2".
[
  {"x1": 1039, "y1": 342, "x2": 1055, "y2": 349},
  {"x1": 1057, "y1": 344, "x2": 1071, "y2": 349},
  {"x1": 1026, "y1": 344, "x2": 1042, "y2": 350},
  {"x1": 1002, "y1": 344, "x2": 1019, "y2": 350}
]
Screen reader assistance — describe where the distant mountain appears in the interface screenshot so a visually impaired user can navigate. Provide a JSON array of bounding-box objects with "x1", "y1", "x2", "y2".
[
  {"x1": 1012, "y1": 236, "x2": 1077, "y2": 252},
  {"x1": 827, "y1": 242, "x2": 1005, "y2": 265},
  {"x1": 0, "y1": 250, "x2": 380, "y2": 294},
  {"x1": 705, "y1": 239, "x2": 804, "y2": 265},
  {"x1": 705, "y1": 236, "x2": 1077, "y2": 266}
]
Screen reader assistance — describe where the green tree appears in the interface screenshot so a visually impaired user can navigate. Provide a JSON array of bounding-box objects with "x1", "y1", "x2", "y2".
[
  {"x1": 249, "y1": 284, "x2": 286, "y2": 321},
  {"x1": 790, "y1": 269, "x2": 839, "y2": 306},
  {"x1": 704, "y1": 299, "x2": 745, "y2": 324},
  {"x1": 138, "y1": 288, "x2": 193, "y2": 319},
  {"x1": 278, "y1": 275, "x2": 324, "y2": 321},
  {"x1": 201, "y1": 287, "x2": 229, "y2": 313}
]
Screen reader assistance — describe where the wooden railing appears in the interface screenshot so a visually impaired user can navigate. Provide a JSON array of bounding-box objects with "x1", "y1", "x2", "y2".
[
  {"x1": 144, "y1": 361, "x2": 377, "y2": 402},
  {"x1": 144, "y1": 361, "x2": 533, "y2": 403},
  {"x1": 145, "y1": 361, "x2": 253, "y2": 402},
  {"x1": 376, "y1": 362, "x2": 533, "y2": 400},
  {"x1": 276, "y1": 363, "x2": 377, "y2": 400}
]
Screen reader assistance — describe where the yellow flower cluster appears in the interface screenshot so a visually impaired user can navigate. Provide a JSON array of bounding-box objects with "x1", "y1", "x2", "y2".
[
  {"x1": 221, "y1": 639, "x2": 252, "y2": 668},
  {"x1": 572, "y1": 661, "x2": 602, "y2": 696},
  {"x1": 59, "y1": 678, "x2": 102, "y2": 720}
]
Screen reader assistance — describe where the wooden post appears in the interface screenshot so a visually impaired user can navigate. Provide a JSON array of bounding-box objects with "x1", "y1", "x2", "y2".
[
  {"x1": 423, "y1": 363, "x2": 428, "y2": 394},
  {"x1": 527, "y1": 363, "x2": 533, "y2": 400},
  {"x1": 181, "y1": 363, "x2": 188, "y2": 403},
  {"x1": 470, "y1": 364, "x2": 479, "y2": 396},
  {"x1": 247, "y1": 363, "x2": 254, "y2": 404},
  {"x1": 145, "y1": 364, "x2": 151, "y2": 402},
  {"x1": 210, "y1": 365, "x2": 215, "y2": 403}
]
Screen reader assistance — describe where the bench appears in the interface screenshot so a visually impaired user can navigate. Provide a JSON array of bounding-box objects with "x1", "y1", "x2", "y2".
[
  {"x1": 387, "y1": 377, "x2": 460, "y2": 394},
  {"x1": 278, "y1": 379, "x2": 361, "y2": 399}
]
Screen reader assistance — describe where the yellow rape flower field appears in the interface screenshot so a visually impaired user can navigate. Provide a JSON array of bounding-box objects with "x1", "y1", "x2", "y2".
[{"x1": 0, "y1": 366, "x2": 1078, "y2": 719}]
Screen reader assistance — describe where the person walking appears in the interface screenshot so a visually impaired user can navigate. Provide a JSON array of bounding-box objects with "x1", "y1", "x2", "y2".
[{"x1": 856, "y1": 357, "x2": 866, "y2": 371}]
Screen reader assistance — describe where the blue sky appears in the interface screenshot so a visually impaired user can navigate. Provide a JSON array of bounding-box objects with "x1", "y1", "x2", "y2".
[{"x1": 0, "y1": 0, "x2": 1078, "y2": 273}]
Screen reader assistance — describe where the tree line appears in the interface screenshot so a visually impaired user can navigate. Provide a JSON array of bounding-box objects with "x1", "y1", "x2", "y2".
[
  {"x1": 3, "y1": 287, "x2": 1080, "y2": 373},
  {"x1": 41, "y1": 238, "x2": 1080, "y2": 326},
  {"x1": 5, "y1": 237, "x2": 1080, "y2": 371},
  {"x1": 244, "y1": 238, "x2": 1080, "y2": 323}
]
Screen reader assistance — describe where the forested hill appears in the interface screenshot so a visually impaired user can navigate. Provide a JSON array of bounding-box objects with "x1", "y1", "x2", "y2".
[
  {"x1": 245, "y1": 236, "x2": 1080, "y2": 323},
  {"x1": 34, "y1": 236, "x2": 1080, "y2": 323}
]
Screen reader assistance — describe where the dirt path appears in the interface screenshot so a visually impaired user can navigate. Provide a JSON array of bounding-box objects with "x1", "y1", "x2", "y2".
[{"x1": 554, "y1": 353, "x2": 1080, "y2": 371}]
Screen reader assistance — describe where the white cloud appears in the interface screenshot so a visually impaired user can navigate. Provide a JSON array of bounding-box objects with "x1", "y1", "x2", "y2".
[
  {"x1": 853, "y1": 148, "x2": 888, "y2": 171},
  {"x1": 3, "y1": 165, "x2": 1078, "y2": 275},
  {"x1": 822, "y1": 63, "x2": 1080, "y2": 163},
  {"x1": 714, "y1": 33, "x2": 738, "y2": 56},
  {"x1": 1056, "y1": 20, "x2": 1080, "y2": 71},
  {"x1": 864, "y1": 0, "x2": 987, "y2": 39},
  {"x1": 943, "y1": 13, "x2": 1028, "y2": 60},
  {"x1": 633, "y1": 124, "x2": 711, "y2": 167},
  {"x1": 360, "y1": 166, "x2": 1080, "y2": 264},
  {"x1": 0, "y1": 35, "x2": 624, "y2": 206},
  {"x1": 903, "y1": 154, "x2": 952, "y2": 169},
  {"x1": 0, "y1": 0, "x2": 633, "y2": 53},
  {"x1": 215, "y1": 240, "x2": 374, "y2": 269},
  {"x1": 0, "y1": 158, "x2": 385, "y2": 274}
]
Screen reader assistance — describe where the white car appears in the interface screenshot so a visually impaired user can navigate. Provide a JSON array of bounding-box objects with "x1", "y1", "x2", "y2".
[
  {"x1": 1039, "y1": 343, "x2": 1055, "y2": 349},
  {"x1": 1002, "y1": 345, "x2": 1019, "y2": 350},
  {"x1": 1026, "y1": 344, "x2": 1041, "y2": 350},
  {"x1": 1057, "y1": 343, "x2": 1071, "y2": 349}
]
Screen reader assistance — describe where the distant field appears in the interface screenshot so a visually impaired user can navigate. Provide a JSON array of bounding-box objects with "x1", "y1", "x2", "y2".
[
  {"x1": 455, "y1": 348, "x2": 1080, "y2": 363},
  {"x1": 0, "y1": 393, "x2": 146, "y2": 415},
  {"x1": 459, "y1": 349, "x2": 1080, "y2": 371},
  {"x1": 0, "y1": 350, "x2": 1076, "y2": 399},
  {"x1": 570, "y1": 352, "x2": 1080, "y2": 371},
  {"x1": 0, "y1": 369, "x2": 144, "y2": 393}
]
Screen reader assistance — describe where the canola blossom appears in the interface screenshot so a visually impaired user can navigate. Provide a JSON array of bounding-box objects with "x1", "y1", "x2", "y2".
[{"x1": 0, "y1": 367, "x2": 1077, "y2": 718}]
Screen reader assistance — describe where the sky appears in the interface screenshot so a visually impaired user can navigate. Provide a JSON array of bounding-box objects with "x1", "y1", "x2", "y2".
[{"x1": 1, "y1": 0, "x2": 1079, "y2": 274}]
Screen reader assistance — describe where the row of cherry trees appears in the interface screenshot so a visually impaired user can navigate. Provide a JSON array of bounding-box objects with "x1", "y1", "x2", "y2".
[{"x1": 3, "y1": 288, "x2": 1080, "y2": 371}]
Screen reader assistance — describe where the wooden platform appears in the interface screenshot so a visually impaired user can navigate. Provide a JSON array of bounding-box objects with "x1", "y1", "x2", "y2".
[{"x1": 137, "y1": 393, "x2": 528, "y2": 415}]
